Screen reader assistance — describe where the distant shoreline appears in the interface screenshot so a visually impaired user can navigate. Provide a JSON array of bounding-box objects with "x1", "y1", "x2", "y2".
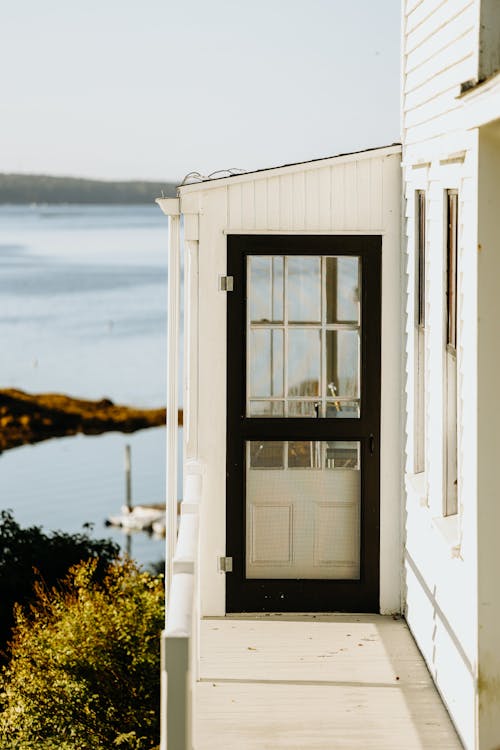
[
  {"x1": 0, "y1": 173, "x2": 178, "y2": 205},
  {"x1": 0, "y1": 388, "x2": 183, "y2": 452}
]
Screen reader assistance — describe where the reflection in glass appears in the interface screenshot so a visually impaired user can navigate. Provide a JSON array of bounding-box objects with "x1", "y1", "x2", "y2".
[
  {"x1": 288, "y1": 401, "x2": 318, "y2": 417},
  {"x1": 250, "y1": 329, "x2": 284, "y2": 398},
  {"x1": 249, "y1": 441, "x2": 284, "y2": 469},
  {"x1": 288, "y1": 329, "x2": 320, "y2": 397},
  {"x1": 249, "y1": 401, "x2": 284, "y2": 416},
  {"x1": 249, "y1": 256, "x2": 283, "y2": 323},
  {"x1": 247, "y1": 254, "x2": 362, "y2": 420},
  {"x1": 287, "y1": 257, "x2": 321, "y2": 322},
  {"x1": 325, "y1": 441, "x2": 360, "y2": 469},
  {"x1": 326, "y1": 400, "x2": 360, "y2": 419},
  {"x1": 326, "y1": 257, "x2": 360, "y2": 323},
  {"x1": 288, "y1": 441, "x2": 321, "y2": 468},
  {"x1": 326, "y1": 330, "x2": 359, "y2": 399}
]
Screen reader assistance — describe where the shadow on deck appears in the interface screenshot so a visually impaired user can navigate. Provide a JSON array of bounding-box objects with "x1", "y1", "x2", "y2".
[{"x1": 195, "y1": 614, "x2": 463, "y2": 750}]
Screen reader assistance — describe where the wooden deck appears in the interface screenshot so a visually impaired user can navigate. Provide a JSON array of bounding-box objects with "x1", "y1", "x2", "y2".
[{"x1": 194, "y1": 614, "x2": 463, "y2": 749}]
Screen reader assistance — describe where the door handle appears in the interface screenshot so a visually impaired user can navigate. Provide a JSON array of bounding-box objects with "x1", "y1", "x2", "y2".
[{"x1": 369, "y1": 434, "x2": 375, "y2": 455}]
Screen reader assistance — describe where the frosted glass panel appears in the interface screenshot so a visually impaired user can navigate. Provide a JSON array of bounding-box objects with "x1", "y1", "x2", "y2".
[
  {"x1": 287, "y1": 257, "x2": 321, "y2": 322},
  {"x1": 246, "y1": 441, "x2": 360, "y2": 579}
]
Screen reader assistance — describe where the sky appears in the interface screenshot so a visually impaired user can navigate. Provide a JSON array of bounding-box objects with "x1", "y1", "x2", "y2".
[{"x1": 1, "y1": 0, "x2": 401, "y2": 184}]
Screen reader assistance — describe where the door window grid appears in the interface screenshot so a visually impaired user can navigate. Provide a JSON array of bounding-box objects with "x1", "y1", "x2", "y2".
[
  {"x1": 248, "y1": 440, "x2": 361, "y2": 471},
  {"x1": 247, "y1": 255, "x2": 361, "y2": 418}
]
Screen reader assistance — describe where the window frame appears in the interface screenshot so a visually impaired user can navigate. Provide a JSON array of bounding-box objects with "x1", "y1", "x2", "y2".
[
  {"x1": 444, "y1": 189, "x2": 459, "y2": 517},
  {"x1": 414, "y1": 190, "x2": 426, "y2": 475}
]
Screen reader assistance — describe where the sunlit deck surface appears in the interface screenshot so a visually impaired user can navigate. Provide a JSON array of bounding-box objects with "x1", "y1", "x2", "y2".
[{"x1": 195, "y1": 614, "x2": 462, "y2": 749}]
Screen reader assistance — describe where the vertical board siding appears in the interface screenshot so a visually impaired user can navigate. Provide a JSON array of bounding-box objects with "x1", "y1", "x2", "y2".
[
  {"x1": 292, "y1": 171, "x2": 306, "y2": 229},
  {"x1": 254, "y1": 180, "x2": 268, "y2": 228},
  {"x1": 369, "y1": 158, "x2": 384, "y2": 230},
  {"x1": 224, "y1": 155, "x2": 390, "y2": 232},
  {"x1": 304, "y1": 169, "x2": 320, "y2": 230},
  {"x1": 228, "y1": 184, "x2": 243, "y2": 229},
  {"x1": 344, "y1": 162, "x2": 358, "y2": 228},
  {"x1": 279, "y1": 174, "x2": 293, "y2": 230},
  {"x1": 356, "y1": 159, "x2": 372, "y2": 229},
  {"x1": 318, "y1": 168, "x2": 332, "y2": 230},
  {"x1": 331, "y1": 164, "x2": 346, "y2": 229},
  {"x1": 241, "y1": 182, "x2": 256, "y2": 230},
  {"x1": 267, "y1": 177, "x2": 280, "y2": 230}
]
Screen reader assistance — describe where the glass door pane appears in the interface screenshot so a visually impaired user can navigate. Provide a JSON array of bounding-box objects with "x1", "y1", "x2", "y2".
[{"x1": 247, "y1": 255, "x2": 361, "y2": 418}]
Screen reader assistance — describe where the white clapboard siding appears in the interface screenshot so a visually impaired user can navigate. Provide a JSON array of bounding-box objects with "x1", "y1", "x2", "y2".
[
  {"x1": 403, "y1": 0, "x2": 477, "y2": 152},
  {"x1": 405, "y1": 32, "x2": 475, "y2": 93},
  {"x1": 406, "y1": 0, "x2": 475, "y2": 57},
  {"x1": 402, "y1": 3, "x2": 480, "y2": 745},
  {"x1": 406, "y1": 0, "x2": 471, "y2": 34}
]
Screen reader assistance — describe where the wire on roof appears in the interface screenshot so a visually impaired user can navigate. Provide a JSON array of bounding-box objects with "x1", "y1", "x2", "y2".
[{"x1": 180, "y1": 168, "x2": 247, "y2": 186}]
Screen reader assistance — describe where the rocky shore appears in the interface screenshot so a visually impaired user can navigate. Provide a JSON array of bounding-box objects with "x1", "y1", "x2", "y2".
[{"x1": 0, "y1": 388, "x2": 181, "y2": 452}]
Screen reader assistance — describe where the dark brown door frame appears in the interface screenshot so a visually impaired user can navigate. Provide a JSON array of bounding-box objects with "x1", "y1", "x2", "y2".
[{"x1": 226, "y1": 234, "x2": 381, "y2": 613}]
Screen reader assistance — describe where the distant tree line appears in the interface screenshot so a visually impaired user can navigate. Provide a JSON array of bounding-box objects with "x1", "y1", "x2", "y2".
[{"x1": 0, "y1": 173, "x2": 177, "y2": 204}]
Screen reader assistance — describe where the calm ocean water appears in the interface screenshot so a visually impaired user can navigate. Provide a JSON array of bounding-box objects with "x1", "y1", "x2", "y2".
[{"x1": 0, "y1": 204, "x2": 176, "y2": 567}]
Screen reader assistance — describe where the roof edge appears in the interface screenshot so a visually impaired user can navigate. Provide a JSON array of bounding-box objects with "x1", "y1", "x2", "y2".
[{"x1": 178, "y1": 143, "x2": 402, "y2": 193}]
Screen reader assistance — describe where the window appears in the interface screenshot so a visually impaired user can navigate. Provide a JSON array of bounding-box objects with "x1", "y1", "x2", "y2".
[
  {"x1": 445, "y1": 190, "x2": 458, "y2": 515},
  {"x1": 414, "y1": 191, "x2": 426, "y2": 474},
  {"x1": 446, "y1": 191, "x2": 458, "y2": 350}
]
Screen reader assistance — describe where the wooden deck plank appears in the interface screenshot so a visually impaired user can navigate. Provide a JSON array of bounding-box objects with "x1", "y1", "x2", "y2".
[{"x1": 194, "y1": 615, "x2": 463, "y2": 749}]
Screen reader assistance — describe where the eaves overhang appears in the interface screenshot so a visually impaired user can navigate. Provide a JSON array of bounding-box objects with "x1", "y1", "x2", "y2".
[
  {"x1": 457, "y1": 71, "x2": 500, "y2": 129},
  {"x1": 177, "y1": 143, "x2": 402, "y2": 195}
]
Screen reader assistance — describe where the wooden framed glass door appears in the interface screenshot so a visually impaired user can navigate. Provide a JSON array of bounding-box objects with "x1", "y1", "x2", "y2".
[{"x1": 226, "y1": 235, "x2": 381, "y2": 612}]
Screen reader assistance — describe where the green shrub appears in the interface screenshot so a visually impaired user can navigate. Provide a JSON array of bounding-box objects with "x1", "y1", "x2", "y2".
[
  {"x1": 0, "y1": 558, "x2": 164, "y2": 750},
  {"x1": 0, "y1": 510, "x2": 119, "y2": 651}
]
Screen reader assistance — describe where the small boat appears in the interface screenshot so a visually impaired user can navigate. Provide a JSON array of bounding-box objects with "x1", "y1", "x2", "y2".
[{"x1": 106, "y1": 504, "x2": 166, "y2": 535}]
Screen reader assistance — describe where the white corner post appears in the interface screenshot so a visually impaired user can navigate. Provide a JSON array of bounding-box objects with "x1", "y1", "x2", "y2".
[
  {"x1": 157, "y1": 197, "x2": 181, "y2": 750},
  {"x1": 157, "y1": 197, "x2": 182, "y2": 599}
]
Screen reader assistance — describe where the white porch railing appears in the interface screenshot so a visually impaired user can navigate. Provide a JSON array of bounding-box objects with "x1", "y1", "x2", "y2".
[{"x1": 160, "y1": 465, "x2": 202, "y2": 750}]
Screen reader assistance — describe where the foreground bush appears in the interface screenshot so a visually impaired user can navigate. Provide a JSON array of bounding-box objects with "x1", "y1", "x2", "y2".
[
  {"x1": 0, "y1": 558, "x2": 164, "y2": 750},
  {"x1": 0, "y1": 509, "x2": 119, "y2": 650}
]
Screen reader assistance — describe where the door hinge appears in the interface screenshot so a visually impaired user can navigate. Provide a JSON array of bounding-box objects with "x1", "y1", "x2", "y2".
[
  {"x1": 218, "y1": 556, "x2": 233, "y2": 573},
  {"x1": 219, "y1": 275, "x2": 234, "y2": 292}
]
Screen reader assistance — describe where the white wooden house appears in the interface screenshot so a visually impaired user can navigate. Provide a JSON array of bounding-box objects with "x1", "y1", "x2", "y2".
[
  {"x1": 157, "y1": 1, "x2": 500, "y2": 748},
  {"x1": 402, "y1": 0, "x2": 500, "y2": 747}
]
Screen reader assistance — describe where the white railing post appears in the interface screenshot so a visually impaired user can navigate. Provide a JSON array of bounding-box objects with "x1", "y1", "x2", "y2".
[
  {"x1": 156, "y1": 197, "x2": 181, "y2": 600},
  {"x1": 160, "y1": 461, "x2": 203, "y2": 750},
  {"x1": 157, "y1": 196, "x2": 181, "y2": 750}
]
